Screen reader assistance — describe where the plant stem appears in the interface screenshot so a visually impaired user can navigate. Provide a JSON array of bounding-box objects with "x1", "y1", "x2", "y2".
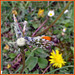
[
  {"x1": 1, "y1": 42, "x2": 3, "y2": 74},
  {"x1": 46, "y1": 65, "x2": 74, "y2": 74},
  {"x1": 34, "y1": 1, "x2": 72, "y2": 37},
  {"x1": 42, "y1": 65, "x2": 51, "y2": 74},
  {"x1": 20, "y1": 49, "x2": 25, "y2": 73},
  {"x1": 25, "y1": 47, "x2": 38, "y2": 63},
  {"x1": 18, "y1": 23, "x2": 22, "y2": 31},
  {"x1": 47, "y1": 1, "x2": 49, "y2": 10},
  {"x1": 32, "y1": 17, "x2": 49, "y2": 37},
  {"x1": 20, "y1": 27, "x2": 26, "y2": 73}
]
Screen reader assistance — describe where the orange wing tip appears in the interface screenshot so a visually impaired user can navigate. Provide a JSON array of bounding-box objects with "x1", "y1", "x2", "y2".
[{"x1": 41, "y1": 36, "x2": 52, "y2": 41}]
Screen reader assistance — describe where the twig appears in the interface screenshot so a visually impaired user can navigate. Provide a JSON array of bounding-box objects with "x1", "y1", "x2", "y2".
[
  {"x1": 32, "y1": 17, "x2": 49, "y2": 37},
  {"x1": 18, "y1": 23, "x2": 22, "y2": 31},
  {"x1": 42, "y1": 65, "x2": 51, "y2": 74},
  {"x1": 47, "y1": 1, "x2": 49, "y2": 10},
  {"x1": 20, "y1": 49, "x2": 25, "y2": 73},
  {"x1": 20, "y1": 21, "x2": 28, "y2": 73},
  {"x1": 34, "y1": 1, "x2": 72, "y2": 37},
  {"x1": 1, "y1": 43, "x2": 3, "y2": 74},
  {"x1": 20, "y1": 47, "x2": 38, "y2": 73},
  {"x1": 38, "y1": 67, "x2": 44, "y2": 73}
]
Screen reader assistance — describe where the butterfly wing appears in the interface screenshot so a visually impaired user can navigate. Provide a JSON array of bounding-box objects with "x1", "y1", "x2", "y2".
[
  {"x1": 24, "y1": 36, "x2": 54, "y2": 50},
  {"x1": 13, "y1": 14, "x2": 23, "y2": 38}
]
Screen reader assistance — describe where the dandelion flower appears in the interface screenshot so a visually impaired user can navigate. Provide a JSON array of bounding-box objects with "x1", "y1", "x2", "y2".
[
  {"x1": 38, "y1": 9, "x2": 44, "y2": 17},
  {"x1": 48, "y1": 10, "x2": 54, "y2": 17},
  {"x1": 7, "y1": 64, "x2": 11, "y2": 69},
  {"x1": 63, "y1": 28, "x2": 66, "y2": 32},
  {"x1": 4, "y1": 44, "x2": 9, "y2": 50},
  {"x1": 64, "y1": 10, "x2": 69, "y2": 14},
  {"x1": 49, "y1": 50, "x2": 66, "y2": 68},
  {"x1": 16, "y1": 37, "x2": 25, "y2": 46},
  {"x1": 12, "y1": 10, "x2": 17, "y2": 15}
]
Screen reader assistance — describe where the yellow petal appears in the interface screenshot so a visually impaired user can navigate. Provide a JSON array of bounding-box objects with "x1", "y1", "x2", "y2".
[
  {"x1": 56, "y1": 50, "x2": 59, "y2": 54},
  {"x1": 49, "y1": 56, "x2": 54, "y2": 58}
]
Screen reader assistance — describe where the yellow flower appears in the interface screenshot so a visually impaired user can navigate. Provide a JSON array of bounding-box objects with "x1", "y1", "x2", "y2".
[
  {"x1": 4, "y1": 44, "x2": 9, "y2": 50},
  {"x1": 12, "y1": 10, "x2": 17, "y2": 15},
  {"x1": 7, "y1": 64, "x2": 11, "y2": 69},
  {"x1": 49, "y1": 50, "x2": 66, "y2": 68},
  {"x1": 38, "y1": 9, "x2": 44, "y2": 17}
]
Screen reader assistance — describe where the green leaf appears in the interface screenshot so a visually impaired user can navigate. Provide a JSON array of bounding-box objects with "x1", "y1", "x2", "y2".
[
  {"x1": 53, "y1": 30, "x2": 61, "y2": 34},
  {"x1": 54, "y1": 47, "x2": 60, "y2": 50},
  {"x1": 32, "y1": 24, "x2": 38, "y2": 29},
  {"x1": 32, "y1": 70, "x2": 39, "y2": 74},
  {"x1": 70, "y1": 47, "x2": 74, "y2": 55},
  {"x1": 38, "y1": 58, "x2": 48, "y2": 69},
  {"x1": 3, "y1": 49, "x2": 8, "y2": 53},
  {"x1": 14, "y1": 65, "x2": 23, "y2": 74},
  {"x1": 8, "y1": 53, "x2": 16, "y2": 59},
  {"x1": 26, "y1": 57, "x2": 38, "y2": 71},
  {"x1": 2, "y1": 70, "x2": 9, "y2": 74},
  {"x1": 24, "y1": 69, "x2": 28, "y2": 74},
  {"x1": 34, "y1": 48, "x2": 49, "y2": 58},
  {"x1": 65, "y1": 23, "x2": 70, "y2": 27},
  {"x1": 25, "y1": 50, "x2": 34, "y2": 57}
]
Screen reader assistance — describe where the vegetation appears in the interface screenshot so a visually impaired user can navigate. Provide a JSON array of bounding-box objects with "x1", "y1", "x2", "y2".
[{"x1": 1, "y1": 1, "x2": 74, "y2": 74}]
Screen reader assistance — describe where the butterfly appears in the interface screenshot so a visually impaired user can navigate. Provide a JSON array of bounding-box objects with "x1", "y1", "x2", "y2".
[
  {"x1": 13, "y1": 14, "x2": 59, "y2": 50},
  {"x1": 7, "y1": 12, "x2": 59, "y2": 71},
  {"x1": 24, "y1": 35, "x2": 59, "y2": 50}
]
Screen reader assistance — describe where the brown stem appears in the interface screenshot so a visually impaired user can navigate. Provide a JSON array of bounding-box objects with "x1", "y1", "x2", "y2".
[
  {"x1": 34, "y1": 1, "x2": 72, "y2": 37},
  {"x1": 38, "y1": 67, "x2": 44, "y2": 73},
  {"x1": 47, "y1": 1, "x2": 49, "y2": 10},
  {"x1": 32, "y1": 17, "x2": 49, "y2": 37},
  {"x1": 20, "y1": 23, "x2": 26, "y2": 73},
  {"x1": 20, "y1": 49, "x2": 25, "y2": 73},
  {"x1": 42, "y1": 65, "x2": 51, "y2": 74}
]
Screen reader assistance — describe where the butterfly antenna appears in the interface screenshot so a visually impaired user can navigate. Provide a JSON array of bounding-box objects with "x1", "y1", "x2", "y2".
[{"x1": 22, "y1": 21, "x2": 28, "y2": 37}]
